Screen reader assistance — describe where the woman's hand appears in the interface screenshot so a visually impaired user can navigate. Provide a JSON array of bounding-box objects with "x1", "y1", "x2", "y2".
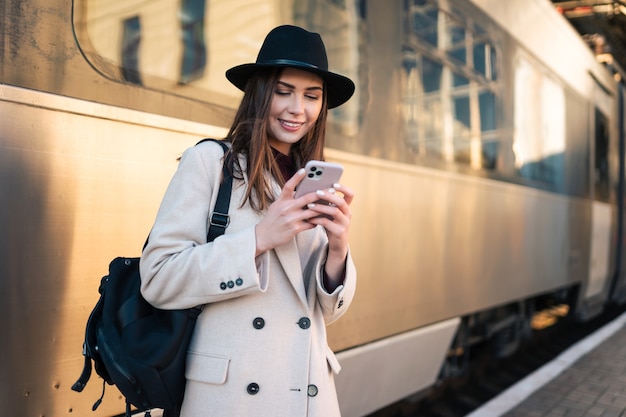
[
  {"x1": 255, "y1": 168, "x2": 355, "y2": 290},
  {"x1": 255, "y1": 169, "x2": 355, "y2": 266},
  {"x1": 255, "y1": 169, "x2": 319, "y2": 255},
  {"x1": 305, "y1": 183, "x2": 354, "y2": 290}
]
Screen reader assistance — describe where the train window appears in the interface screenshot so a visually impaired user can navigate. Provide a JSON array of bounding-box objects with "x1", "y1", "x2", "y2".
[
  {"x1": 73, "y1": 0, "x2": 362, "y2": 122},
  {"x1": 401, "y1": 0, "x2": 502, "y2": 170},
  {"x1": 513, "y1": 57, "x2": 566, "y2": 189},
  {"x1": 75, "y1": 0, "x2": 513, "y2": 176}
]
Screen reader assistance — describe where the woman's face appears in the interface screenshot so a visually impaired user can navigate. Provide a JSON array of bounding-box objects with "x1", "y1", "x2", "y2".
[{"x1": 268, "y1": 67, "x2": 324, "y2": 154}]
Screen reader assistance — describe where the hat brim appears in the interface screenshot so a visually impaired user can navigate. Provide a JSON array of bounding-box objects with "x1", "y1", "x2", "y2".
[{"x1": 226, "y1": 63, "x2": 355, "y2": 109}]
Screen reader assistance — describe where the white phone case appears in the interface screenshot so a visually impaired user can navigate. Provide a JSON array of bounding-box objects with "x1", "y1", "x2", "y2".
[{"x1": 294, "y1": 160, "x2": 344, "y2": 198}]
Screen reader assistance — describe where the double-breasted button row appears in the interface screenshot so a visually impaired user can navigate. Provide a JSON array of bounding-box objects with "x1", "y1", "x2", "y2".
[
  {"x1": 219, "y1": 277, "x2": 244, "y2": 291},
  {"x1": 251, "y1": 316, "x2": 311, "y2": 330},
  {"x1": 245, "y1": 382, "x2": 318, "y2": 397}
]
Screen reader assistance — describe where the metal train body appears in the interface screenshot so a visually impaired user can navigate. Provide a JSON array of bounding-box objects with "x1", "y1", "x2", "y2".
[{"x1": 1, "y1": 0, "x2": 625, "y2": 416}]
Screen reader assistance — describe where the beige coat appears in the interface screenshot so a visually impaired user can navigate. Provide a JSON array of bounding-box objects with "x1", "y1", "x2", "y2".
[{"x1": 140, "y1": 140, "x2": 356, "y2": 417}]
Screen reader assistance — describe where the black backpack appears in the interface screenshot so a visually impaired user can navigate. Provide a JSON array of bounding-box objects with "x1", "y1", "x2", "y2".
[{"x1": 72, "y1": 139, "x2": 232, "y2": 417}]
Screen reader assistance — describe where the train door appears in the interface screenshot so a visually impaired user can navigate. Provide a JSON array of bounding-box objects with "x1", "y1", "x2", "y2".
[
  {"x1": 583, "y1": 78, "x2": 616, "y2": 316},
  {"x1": 609, "y1": 76, "x2": 626, "y2": 304}
]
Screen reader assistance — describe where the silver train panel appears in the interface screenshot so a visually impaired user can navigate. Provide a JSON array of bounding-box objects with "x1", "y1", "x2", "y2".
[
  {"x1": 325, "y1": 147, "x2": 590, "y2": 351},
  {"x1": 0, "y1": 84, "x2": 226, "y2": 417},
  {"x1": 335, "y1": 318, "x2": 461, "y2": 417}
]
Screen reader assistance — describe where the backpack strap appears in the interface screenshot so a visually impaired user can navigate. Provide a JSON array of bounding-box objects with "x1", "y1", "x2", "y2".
[
  {"x1": 203, "y1": 139, "x2": 233, "y2": 242},
  {"x1": 140, "y1": 138, "x2": 231, "y2": 249},
  {"x1": 71, "y1": 356, "x2": 92, "y2": 392}
]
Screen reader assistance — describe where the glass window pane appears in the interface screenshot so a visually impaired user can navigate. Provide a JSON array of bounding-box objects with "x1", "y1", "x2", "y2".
[
  {"x1": 479, "y1": 91, "x2": 496, "y2": 131},
  {"x1": 473, "y1": 43, "x2": 486, "y2": 76},
  {"x1": 454, "y1": 96, "x2": 470, "y2": 128},
  {"x1": 423, "y1": 57, "x2": 442, "y2": 93},
  {"x1": 121, "y1": 16, "x2": 142, "y2": 85},
  {"x1": 453, "y1": 73, "x2": 468, "y2": 87},
  {"x1": 595, "y1": 109, "x2": 610, "y2": 201},
  {"x1": 490, "y1": 47, "x2": 497, "y2": 80},
  {"x1": 180, "y1": 0, "x2": 207, "y2": 84},
  {"x1": 449, "y1": 47, "x2": 466, "y2": 64},
  {"x1": 411, "y1": 5, "x2": 439, "y2": 47}
]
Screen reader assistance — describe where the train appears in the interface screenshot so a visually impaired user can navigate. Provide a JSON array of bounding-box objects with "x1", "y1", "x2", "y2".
[{"x1": 2, "y1": 0, "x2": 625, "y2": 416}]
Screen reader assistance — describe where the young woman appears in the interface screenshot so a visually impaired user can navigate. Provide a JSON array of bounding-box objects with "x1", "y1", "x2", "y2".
[{"x1": 140, "y1": 25, "x2": 357, "y2": 417}]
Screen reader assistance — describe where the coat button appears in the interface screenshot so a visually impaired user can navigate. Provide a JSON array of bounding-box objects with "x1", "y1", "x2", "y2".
[
  {"x1": 298, "y1": 317, "x2": 311, "y2": 329},
  {"x1": 236, "y1": 278, "x2": 243, "y2": 286},
  {"x1": 219, "y1": 282, "x2": 227, "y2": 290},
  {"x1": 252, "y1": 317, "x2": 265, "y2": 329},
  {"x1": 227, "y1": 280, "x2": 235, "y2": 288},
  {"x1": 307, "y1": 384, "x2": 318, "y2": 397},
  {"x1": 247, "y1": 383, "x2": 260, "y2": 395}
]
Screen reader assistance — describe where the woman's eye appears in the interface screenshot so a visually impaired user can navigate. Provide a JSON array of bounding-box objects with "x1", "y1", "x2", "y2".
[
  {"x1": 275, "y1": 90, "x2": 290, "y2": 96},
  {"x1": 305, "y1": 94, "x2": 320, "y2": 100}
]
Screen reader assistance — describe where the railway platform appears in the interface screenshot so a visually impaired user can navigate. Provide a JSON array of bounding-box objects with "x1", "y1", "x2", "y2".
[{"x1": 468, "y1": 311, "x2": 626, "y2": 417}]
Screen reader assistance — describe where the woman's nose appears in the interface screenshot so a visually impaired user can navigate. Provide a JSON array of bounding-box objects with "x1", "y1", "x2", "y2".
[{"x1": 288, "y1": 95, "x2": 304, "y2": 114}]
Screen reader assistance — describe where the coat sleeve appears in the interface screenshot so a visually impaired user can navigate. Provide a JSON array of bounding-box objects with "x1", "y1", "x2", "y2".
[
  {"x1": 139, "y1": 142, "x2": 268, "y2": 310},
  {"x1": 316, "y1": 250, "x2": 357, "y2": 325}
]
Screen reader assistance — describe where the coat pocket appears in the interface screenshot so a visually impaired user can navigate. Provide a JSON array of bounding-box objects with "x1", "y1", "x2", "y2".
[
  {"x1": 185, "y1": 351, "x2": 231, "y2": 384},
  {"x1": 326, "y1": 346, "x2": 342, "y2": 374}
]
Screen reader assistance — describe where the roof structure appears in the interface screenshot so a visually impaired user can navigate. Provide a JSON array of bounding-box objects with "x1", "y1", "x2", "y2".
[{"x1": 552, "y1": 0, "x2": 626, "y2": 75}]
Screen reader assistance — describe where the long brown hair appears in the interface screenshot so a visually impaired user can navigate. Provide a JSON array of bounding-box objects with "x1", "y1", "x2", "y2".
[{"x1": 225, "y1": 67, "x2": 329, "y2": 211}]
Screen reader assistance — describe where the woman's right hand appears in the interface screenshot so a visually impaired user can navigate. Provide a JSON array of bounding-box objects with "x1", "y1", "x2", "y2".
[{"x1": 254, "y1": 168, "x2": 321, "y2": 256}]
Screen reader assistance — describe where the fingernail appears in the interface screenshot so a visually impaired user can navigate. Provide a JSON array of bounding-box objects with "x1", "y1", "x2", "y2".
[
  {"x1": 328, "y1": 188, "x2": 336, "y2": 194},
  {"x1": 316, "y1": 190, "x2": 325, "y2": 196},
  {"x1": 307, "y1": 203, "x2": 316, "y2": 208},
  {"x1": 333, "y1": 183, "x2": 341, "y2": 189},
  {"x1": 298, "y1": 168, "x2": 305, "y2": 174}
]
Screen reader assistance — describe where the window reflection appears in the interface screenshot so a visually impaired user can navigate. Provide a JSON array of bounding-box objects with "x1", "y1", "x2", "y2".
[
  {"x1": 74, "y1": 0, "x2": 575, "y2": 193},
  {"x1": 74, "y1": 0, "x2": 362, "y2": 131},
  {"x1": 513, "y1": 56, "x2": 566, "y2": 188},
  {"x1": 180, "y1": 0, "x2": 207, "y2": 84},
  {"x1": 402, "y1": 0, "x2": 500, "y2": 170},
  {"x1": 121, "y1": 16, "x2": 142, "y2": 85}
]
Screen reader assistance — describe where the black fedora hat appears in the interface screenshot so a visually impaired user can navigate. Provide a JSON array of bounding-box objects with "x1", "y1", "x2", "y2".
[{"x1": 226, "y1": 25, "x2": 355, "y2": 109}]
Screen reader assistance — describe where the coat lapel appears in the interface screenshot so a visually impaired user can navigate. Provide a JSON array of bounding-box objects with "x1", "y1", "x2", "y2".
[
  {"x1": 238, "y1": 158, "x2": 309, "y2": 309},
  {"x1": 274, "y1": 240, "x2": 309, "y2": 309}
]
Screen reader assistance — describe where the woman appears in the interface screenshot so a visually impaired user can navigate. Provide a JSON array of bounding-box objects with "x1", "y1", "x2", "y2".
[{"x1": 140, "y1": 25, "x2": 357, "y2": 417}]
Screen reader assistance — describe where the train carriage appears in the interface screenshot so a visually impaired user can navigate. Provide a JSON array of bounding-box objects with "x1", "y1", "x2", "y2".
[{"x1": 1, "y1": 0, "x2": 625, "y2": 416}]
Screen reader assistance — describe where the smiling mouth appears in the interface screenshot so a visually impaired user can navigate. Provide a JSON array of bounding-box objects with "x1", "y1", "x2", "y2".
[{"x1": 280, "y1": 119, "x2": 304, "y2": 129}]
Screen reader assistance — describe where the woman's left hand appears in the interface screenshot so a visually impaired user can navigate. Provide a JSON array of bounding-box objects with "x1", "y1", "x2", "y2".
[{"x1": 305, "y1": 184, "x2": 355, "y2": 286}]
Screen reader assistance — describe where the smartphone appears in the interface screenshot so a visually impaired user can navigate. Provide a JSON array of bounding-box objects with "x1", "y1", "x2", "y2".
[{"x1": 294, "y1": 160, "x2": 344, "y2": 199}]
